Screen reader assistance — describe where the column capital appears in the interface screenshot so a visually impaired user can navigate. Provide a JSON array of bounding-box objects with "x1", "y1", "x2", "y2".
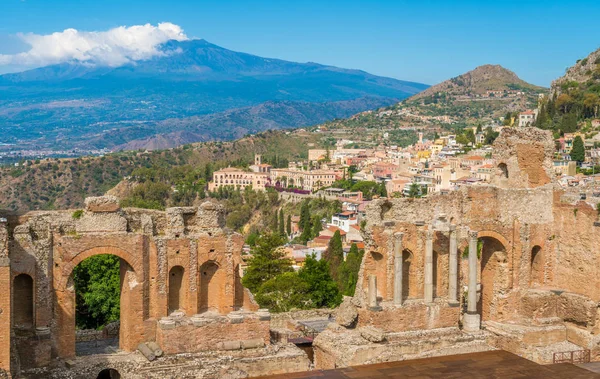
[
  {"x1": 468, "y1": 230, "x2": 478, "y2": 239},
  {"x1": 393, "y1": 231, "x2": 404, "y2": 241},
  {"x1": 426, "y1": 229, "x2": 434, "y2": 240},
  {"x1": 449, "y1": 225, "x2": 457, "y2": 232}
]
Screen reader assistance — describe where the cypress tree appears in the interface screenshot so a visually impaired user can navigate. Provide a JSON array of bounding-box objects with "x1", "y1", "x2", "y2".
[
  {"x1": 286, "y1": 215, "x2": 292, "y2": 236},
  {"x1": 278, "y1": 209, "x2": 285, "y2": 236},
  {"x1": 570, "y1": 135, "x2": 586, "y2": 163},
  {"x1": 323, "y1": 230, "x2": 344, "y2": 282}
]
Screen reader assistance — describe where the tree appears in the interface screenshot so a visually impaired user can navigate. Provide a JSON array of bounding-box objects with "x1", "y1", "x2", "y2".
[
  {"x1": 242, "y1": 233, "x2": 292, "y2": 294},
  {"x1": 322, "y1": 230, "x2": 344, "y2": 282},
  {"x1": 298, "y1": 255, "x2": 341, "y2": 308},
  {"x1": 272, "y1": 211, "x2": 279, "y2": 232},
  {"x1": 337, "y1": 243, "x2": 364, "y2": 296},
  {"x1": 299, "y1": 201, "x2": 310, "y2": 231},
  {"x1": 465, "y1": 129, "x2": 476, "y2": 145},
  {"x1": 312, "y1": 217, "x2": 323, "y2": 237},
  {"x1": 73, "y1": 255, "x2": 121, "y2": 329},
  {"x1": 408, "y1": 182, "x2": 421, "y2": 198},
  {"x1": 556, "y1": 93, "x2": 574, "y2": 114},
  {"x1": 570, "y1": 135, "x2": 586, "y2": 163},
  {"x1": 561, "y1": 112, "x2": 578, "y2": 133},
  {"x1": 456, "y1": 134, "x2": 470, "y2": 145},
  {"x1": 484, "y1": 127, "x2": 500, "y2": 145},
  {"x1": 254, "y1": 272, "x2": 310, "y2": 312},
  {"x1": 278, "y1": 209, "x2": 285, "y2": 236},
  {"x1": 503, "y1": 112, "x2": 512, "y2": 126},
  {"x1": 286, "y1": 214, "x2": 292, "y2": 236}
]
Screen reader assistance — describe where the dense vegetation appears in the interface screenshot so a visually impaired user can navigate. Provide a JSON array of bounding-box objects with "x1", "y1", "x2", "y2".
[
  {"x1": 243, "y1": 232, "x2": 364, "y2": 312},
  {"x1": 73, "y1": 255, "x2": 121, "y2": 330}
]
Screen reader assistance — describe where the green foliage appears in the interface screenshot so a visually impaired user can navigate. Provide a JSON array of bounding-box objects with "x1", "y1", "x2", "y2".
[
  {"x1": 570, "y1": 135, "x2": 586, "y2": 163},
  {"x1": 246, "y1": 232, "x2": 259, "y2": 246},
  {"x1": 72, "y1": 209, "x2": 84, "y2": 219},
  {"x1": 286, "y1": 214, "x2": 292, "y2": 236},
  {"x1": 337, "y1": 243, "x2": 365, "y2": 296},
  {"x1": 462, "y1": 241, "x2": 483, "y2": 259},
  {"x1": 330, "y1": 180, "x2": 386, "y2": 200},
  {"x1": 121, "y1": 181, "x2": 171, "y2": 210},
  {"x1": 241, "y1": 233, "x2": 292, "y2": 294},
  {"x1": 483, "y1": 127, "x2": 500, "y2": 145},
  {"x1": 322, "y1": 231, "x2": 344, "y2": 282},
  {"x1": 254, "y1": 272, "x2": 311, "y2": 312},
  {"x1": 278, "y1": 209, "x2": 285, "y2": 236},
  {"x1": 72, "y1": 255, "x2": 121, "y2": 329},
  {"x1": 254, "y1": 254, "x2": 341, "y2": 312},
  {"x1": 408, "y1": 182, "x2": 422, "y2": 198},
  {"x1": 298, "y1": 255, "x2": 342, "y2": 308},
  {"x1": 465, "y1": 128, "x2": 476, "y2": 144}
]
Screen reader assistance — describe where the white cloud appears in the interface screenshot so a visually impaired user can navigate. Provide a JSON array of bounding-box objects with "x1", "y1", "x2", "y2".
[{"x1": 0, "y1": 22, "x2": 188, "y2": 69}]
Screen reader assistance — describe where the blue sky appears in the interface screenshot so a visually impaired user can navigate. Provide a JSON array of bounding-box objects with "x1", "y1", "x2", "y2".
[{"x1": 1, "y1": 0, "x2": 599, "y2": 86}]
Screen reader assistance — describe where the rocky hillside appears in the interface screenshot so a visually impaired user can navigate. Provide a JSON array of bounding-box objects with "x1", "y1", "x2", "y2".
[
  {"x1": 0, "y1": 130, "x2": 321, "y2": 213},
  {"x1": 312, "y1": 65, "x2": 546, "y2": 131},
  {"x1": 536, "y1": 47, "x2": 600, "y2": 133},
  {"x1": 411, "y1": 64, "x2": 541, "y2": 100},
  {"x1": 552, "y1": 48, "x2": 600, "y2": 92}
]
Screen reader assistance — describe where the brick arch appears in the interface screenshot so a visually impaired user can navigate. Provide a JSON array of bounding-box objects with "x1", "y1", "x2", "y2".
[
  {"x1": 477, "y1": 231, "x2": 510, "y2": 322},
  {"x1": 54, "y1": 245, "x2": 145, "y2": 358},
  {"x1": 11, "y1": 267, "x2": 36, "y2": 280},
  {"x1": 477, "y1": 230, "x2": 510, "y2": 249},
  {"x1": 57, "y1": 246, "x2": 141, "y2": 291}
]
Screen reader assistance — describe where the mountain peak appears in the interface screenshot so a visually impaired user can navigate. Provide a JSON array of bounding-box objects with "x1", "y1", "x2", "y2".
[{"x1": 410, "y1": 64, "x2": 540, "y2": 101}]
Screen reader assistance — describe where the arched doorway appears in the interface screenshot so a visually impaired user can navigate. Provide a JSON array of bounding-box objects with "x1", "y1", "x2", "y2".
[
  {"x1": 199, "y1": 261, "x2": 220, "y2": 313},
  {"x1": 168, "y1": 266, "x2": 185, "y2": 314},
  {"x1": 55, "y1": 247, "x2": 144, "y2": 359},
  {"x1": 97, "y1": 368, "x2": 121, "y2": 379},
  {"x1": 498, "y1": 163, "x2": 508, "y2": 179},
  {"x1": 71, "y1": 254, "x2": 129, "y2": 356},
  {"x1": 530, "y1": 246, "x2": 542, "y2": 287},
  {"x1": 479, "y1": 237, "x2": 508, "y2": 321},
  {"x1": 401, "y1": 249, "x2": 413, "y2": 301},
  {"x1": 13, "y1": 274, "x2": 34, "y2": 329}
]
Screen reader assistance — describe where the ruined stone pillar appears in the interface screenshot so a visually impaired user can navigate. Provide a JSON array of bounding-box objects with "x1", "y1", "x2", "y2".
[
  {"x1": 464, "y1": 231, "x2": 481, "y2": 332},
  {"x1": 0, "y1": 219, "x2": 10, "y2": 373},
  {"x1": 424, "y1": 229, "x2": 434, "y2": 303},
  {"x1": 393, "y1": 232, "x2": 404, "y2": 305},
  {"x1": 448, "y1": 226, "x2": 459, "y2": 306},
  {"x1": 368, "y1": 274, "x2": 381, "y2": 311}
]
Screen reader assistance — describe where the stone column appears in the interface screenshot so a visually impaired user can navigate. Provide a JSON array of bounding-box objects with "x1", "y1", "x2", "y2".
[
  {"x1": 368, "y1": 274, "x2": 381, "y2": 311},
  {"x1": 424, "y1": 229, "x2": 434, "y2": 303},
  {"x1": 463, "y1": 231, "x2": 481, "y2": 332},
  {"x1": 393, "y1": 232, "x2": 404, "y2": 305},
  {"x1": 448, "y1": 226, "x2": 459, "y2": 306}
]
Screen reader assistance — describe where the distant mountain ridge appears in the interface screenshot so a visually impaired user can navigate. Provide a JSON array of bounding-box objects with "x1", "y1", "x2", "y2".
[{"x1": 0, "y1": 39, "x2": 428, "y2": 151}]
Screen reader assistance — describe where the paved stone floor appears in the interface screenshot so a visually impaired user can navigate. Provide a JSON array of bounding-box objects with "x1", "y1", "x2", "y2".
[{"x1": 258, "y1": 350, "x2": 600, "y2": 378}]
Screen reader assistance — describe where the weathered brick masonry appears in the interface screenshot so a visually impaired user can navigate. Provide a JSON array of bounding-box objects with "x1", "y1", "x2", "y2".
[{"x1": 0, "y1": 199, "x2": 262, "y2": 376}]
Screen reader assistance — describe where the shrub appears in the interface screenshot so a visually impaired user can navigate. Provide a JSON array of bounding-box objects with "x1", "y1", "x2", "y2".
[{"x1": 72, "y1": 209, "x2": 84, "y2": 219}]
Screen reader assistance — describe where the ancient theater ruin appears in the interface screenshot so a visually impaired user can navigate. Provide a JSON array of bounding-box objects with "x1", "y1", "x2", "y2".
[
  {"x1": 0, "y1": 200, "x2": 308, "y2": 378},
  {"x1": 312, "y1": 127, "x2": 600, "y2": 368},
  {"x1": 3, "y1": 127, "x2": 600, "y2": 378}
]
